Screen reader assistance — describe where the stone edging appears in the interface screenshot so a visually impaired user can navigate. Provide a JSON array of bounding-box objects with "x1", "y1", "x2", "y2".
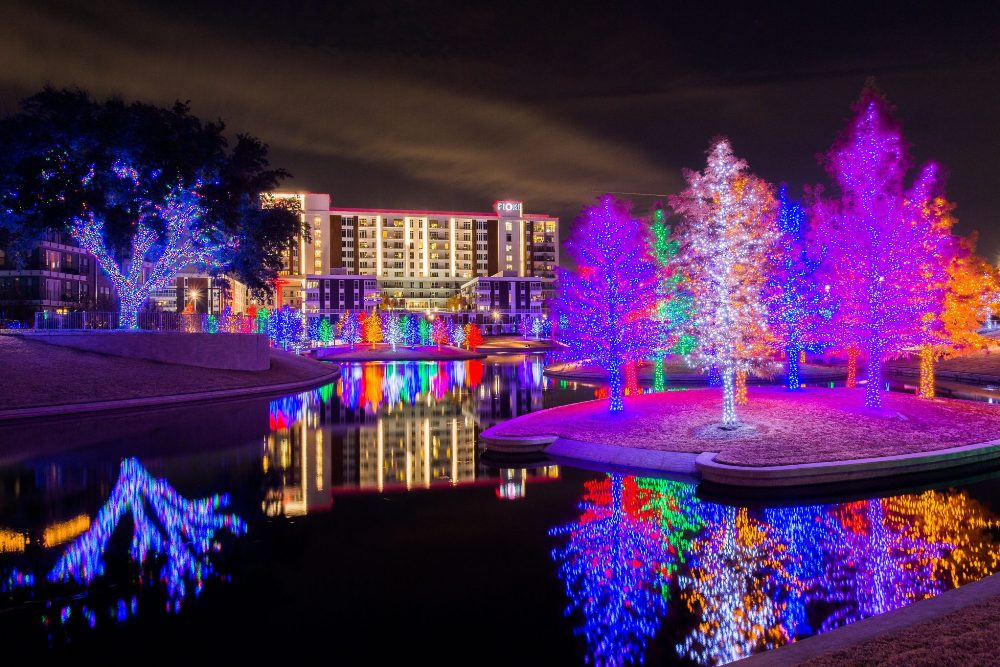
[
  {"x1": 735, "y1": 571, "x2": 1000, "y2": 666},
  {"x1": 0, "y1": 367, "x2": 341, "y2": 423},
  {"x1": 696, "y1": 438, "x2": 1000, "y2": 487}
]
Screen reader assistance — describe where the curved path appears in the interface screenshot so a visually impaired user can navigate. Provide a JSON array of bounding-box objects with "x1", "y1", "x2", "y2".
[{"x1": 479, "y1": 386, "x2": 1000, "y2": 488}]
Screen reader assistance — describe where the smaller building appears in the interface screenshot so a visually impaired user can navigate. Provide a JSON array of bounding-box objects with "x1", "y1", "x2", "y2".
[
  {"x1": 461, "y1": 272, "x2": 547, "y2": 333},
  {"x1": 305, "y1": 270, "x2": 380, "y2": 319}
]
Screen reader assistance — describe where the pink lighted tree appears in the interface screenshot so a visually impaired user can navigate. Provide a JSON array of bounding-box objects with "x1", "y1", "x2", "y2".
[
  {"x1": 555, "y1": 195, "x2": 662, "y2": 412},
  {"x1": 811, "y1": 87, "x2": 954, "y2": 408}
]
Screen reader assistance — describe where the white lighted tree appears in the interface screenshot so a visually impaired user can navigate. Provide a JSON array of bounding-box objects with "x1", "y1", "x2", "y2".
[{"x1": 670, "y1": 138, "x2": 778, "y2": 426}]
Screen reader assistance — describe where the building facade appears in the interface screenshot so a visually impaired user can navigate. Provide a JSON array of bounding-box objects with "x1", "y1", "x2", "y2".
[
  {"x1": 275, "y1": 194, "x2": 558, "y2": 312},
  {"x1": 304, "y1": 270, "x2": 379, "y2": 318}
]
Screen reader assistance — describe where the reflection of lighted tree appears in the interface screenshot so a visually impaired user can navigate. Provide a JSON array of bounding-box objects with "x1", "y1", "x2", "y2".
[
  {"x1": 884, "y1": 490, "x2": 1000, "y2": 589},
  {"x1": 550, "y1": 475, "x2": 673, "y2": 667},
  {"x1": 762, "y1": 505, "x2": 829, "y2": 638},
  {"x1": 635, "y1": 478, "x2": 705, "y2": 571},
  {"x1": 812, "y1": 499, "x2": 942, "y2": 632},
  {"x1": 48, "y1": 458, "x2": 246, "y2": 611},
  {"x1": 677, "y1": 507, "x2": 797, "y2": 666}
]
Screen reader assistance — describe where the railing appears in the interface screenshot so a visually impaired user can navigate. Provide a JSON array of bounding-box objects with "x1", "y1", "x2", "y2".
[{"x1": 33, "y1": 311, "x2": 261, "y2": 334}]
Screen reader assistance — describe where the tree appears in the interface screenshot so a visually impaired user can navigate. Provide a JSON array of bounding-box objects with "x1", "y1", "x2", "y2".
[
  {"x1": 385, "y1": 313, "x2": 404, "y2": 351},
  {"x1": 766, "y1": 185, "x2": 831, "y2": 390},
  {"x1": 419, "y1": 317, "x2": 432, "y2": 346},
  {"x1": 465, "y1": 323, "x2": 484, "y2": 350},
  {"x1": 670, "y1": 138, "x2": 778, "y2": 426},
  {"x1": 319, "y1": 317, "x2": 333, "y2": 345},
  {"x1": 340, "y1": 311, "x2": 362, "y2": 349},
  {"x1": 363, "y1": 311, "x2": 384, "y2": 349},
  {"x1": 0, "y1": 88, "x2": 303, "y2": 327},
  {"x1": 556, "y1": 195, "x2": 662, "y2": 412},
  {"x1": 451, "y1": 321, "x2": 467, "y2": 348},
  {"x1": 402, "y1": 314, "x2": 421, "y2": 348},
  {"x1": 812, "y1": 87, "x2": 953, "y2": 408},
  {"x1": 919, "y1": 235, "x2": 999, "y2": 397},
  {"x1": 431, "y1": 317, "x2": 449, "y2": 349},
  {"x1": 648, "y1": 203, "x2": 693, "y2": 391}
]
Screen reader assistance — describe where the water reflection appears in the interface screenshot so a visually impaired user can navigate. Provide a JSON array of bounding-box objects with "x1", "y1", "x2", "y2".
[
  {"x1": 551, "y1": 474, "x2": 1000, "y2": 666},
  {"x1": 0, "y1": 458, "x2": 244, "y2": 638},
  {"x1": 263, "y1": 358, "x2": 561, "y2": 515}
]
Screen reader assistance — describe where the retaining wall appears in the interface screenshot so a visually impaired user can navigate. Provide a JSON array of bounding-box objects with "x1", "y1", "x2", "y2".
[{"x1": 24, "y1": 331, "x2": 270, "y2": 371}]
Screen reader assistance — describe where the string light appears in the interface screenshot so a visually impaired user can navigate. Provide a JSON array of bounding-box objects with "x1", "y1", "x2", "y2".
[
  {"x1": 340, "y1": 311, "x2": 362, "y2": 348},
  {"x1": 671, "y1": 139, "x2": 778, "y2": 426},
  {"x1": 812, "y1": 88, "x2": 954, "y2": 409},
  {"x1": 555, "y1": 195, "x2": 663, "y2": 412}
]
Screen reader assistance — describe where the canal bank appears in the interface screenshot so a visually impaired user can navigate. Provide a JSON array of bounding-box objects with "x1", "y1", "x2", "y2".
[{"x1": 0, "y1": 333, "x2": 339, "y2": 421}]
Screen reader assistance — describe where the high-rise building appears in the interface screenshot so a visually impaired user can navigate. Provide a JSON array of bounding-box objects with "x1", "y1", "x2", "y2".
[{"x1": 274, "y1": 193, "x2": 559, "y2": 311}]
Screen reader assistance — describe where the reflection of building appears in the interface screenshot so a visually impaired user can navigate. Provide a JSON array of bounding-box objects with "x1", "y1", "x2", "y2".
[
  {"x1": 271, "y1": 193, "x2": 558, "y2": 312},
  {"x1": 263, "y1": 359, "x2": 557, "y2": 516}
]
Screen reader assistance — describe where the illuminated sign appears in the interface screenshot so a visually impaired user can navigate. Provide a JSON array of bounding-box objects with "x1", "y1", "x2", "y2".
[{"x1": 494, "y1": 200, "x2": 523, "y2": 217}]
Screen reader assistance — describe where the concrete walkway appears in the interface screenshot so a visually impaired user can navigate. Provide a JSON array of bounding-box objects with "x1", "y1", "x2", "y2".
[{"x1": 0, "y1": 334, "x2": 338, "y2": 421}]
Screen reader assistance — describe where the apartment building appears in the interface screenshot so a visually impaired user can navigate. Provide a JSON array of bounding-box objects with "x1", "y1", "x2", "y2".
[{"x1": 275, "y1": 194, "x2": 558, "y2": 311}]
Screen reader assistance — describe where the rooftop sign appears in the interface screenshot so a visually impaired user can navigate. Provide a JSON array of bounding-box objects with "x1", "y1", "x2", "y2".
[{"x1": 494, "y1": 200, "x2": 523, "y2": 217}]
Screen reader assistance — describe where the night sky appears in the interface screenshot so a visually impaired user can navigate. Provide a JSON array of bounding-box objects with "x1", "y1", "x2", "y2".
[{"x1": 1, "y1": 0, "x2": 997, "y2": 261}]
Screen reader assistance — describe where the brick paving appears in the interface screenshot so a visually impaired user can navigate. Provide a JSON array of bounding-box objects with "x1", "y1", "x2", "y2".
[{"x1": 0, "y1": 334, "x2": 335, "y2": 410}]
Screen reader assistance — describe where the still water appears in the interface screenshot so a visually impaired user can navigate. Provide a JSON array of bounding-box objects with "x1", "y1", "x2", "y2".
[{"x1": 1, "y1": 355, "x2": 999, "y2": 664}]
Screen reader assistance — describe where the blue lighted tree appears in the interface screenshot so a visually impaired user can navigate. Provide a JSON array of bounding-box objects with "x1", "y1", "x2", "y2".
[
  {"x1": 402, "y1": 314, "x2": 421, "y2": 348},
  {"x1": 340, "y1": 311, "x2": 362, "y2": 349},
  {"x1": 766, "y1": 185, "x2": 831, "y2": 390},
  {"x1": 556, "y1": 195, "x2": 663, "y2": 412}
]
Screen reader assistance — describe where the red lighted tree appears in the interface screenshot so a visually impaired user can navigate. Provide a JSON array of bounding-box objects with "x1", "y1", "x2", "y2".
[
  {"x1": 811, "y1": 87, "x2": 953, "y2": 408},
  {"x1": 555, "y1": 195, "x2": 662, "y2": 412},
  {"x1": 464, "y1": 322, "x2": 484, "y2": 350}
]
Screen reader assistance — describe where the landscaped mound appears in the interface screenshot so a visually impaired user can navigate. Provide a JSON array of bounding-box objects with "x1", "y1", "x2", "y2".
[{"x1": 482, "y1": 386, "x2": 1000, "y2": 467}]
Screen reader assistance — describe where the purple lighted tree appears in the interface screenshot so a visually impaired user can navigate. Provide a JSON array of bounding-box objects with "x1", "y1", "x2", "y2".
[
  {"x1": 766, "y1": 185, "x2": 831, "y2": 390},
  {"x1": 555, "y1": 195, "x2": 662, "y2": 412},
  {"x1": 812, "y1": 87, "x2": 953, "y2": 408}
]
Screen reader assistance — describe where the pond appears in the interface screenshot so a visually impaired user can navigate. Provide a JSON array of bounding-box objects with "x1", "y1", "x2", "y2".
[{"x1": 1, "y1": 354, "x2": 999, "y2": 663}]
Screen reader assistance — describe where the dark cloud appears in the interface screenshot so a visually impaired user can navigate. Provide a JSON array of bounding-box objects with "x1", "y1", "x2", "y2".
[{"x1": 1, "y1": 0, "x2": 997, "y2": 256}]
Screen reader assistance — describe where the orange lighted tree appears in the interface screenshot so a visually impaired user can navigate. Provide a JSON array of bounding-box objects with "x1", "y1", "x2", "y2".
[
  {"x1": 919, "y1": 234, "x2": 999, "y2": 397},
  {"x1": 363, "y1": 311, "x2": 383, "y2": 349}
]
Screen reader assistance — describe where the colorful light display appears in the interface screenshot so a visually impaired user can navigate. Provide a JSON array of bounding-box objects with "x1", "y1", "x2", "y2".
[
  {"x1": 464, "y1": 323, "x2": 484, "y2": 350},
  {"x1": 766, "y1": 185, "x2": 830, "y2": 390},
  {"x1": 431, "y1": 317, "x2": 449, "y2": 349},
  {"x1": 648, "y1": 204, "x2": 692, "y2": 392},
  {"x1": 69, "y1": 179, "x2": 231, "y2": 329},
  {"x1": 811, "y1": 87, "x2": 954, "y2": 408},
  {"x1": 671, "y1": 139, "x2": 778, "y2": 425},
  {"x1": 555, "y1": 195, "x2": 663, "y2": 412},
  {"x1": 341, "y1": 311, "x2": 362, "y2": 349},
  {"x1": 363, "y1": 310, "x2": 384, "y2": 349}
]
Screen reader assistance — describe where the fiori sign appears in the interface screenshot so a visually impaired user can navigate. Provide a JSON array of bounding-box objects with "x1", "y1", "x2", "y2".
[{"x1": 494, "y1": 200, "x2": 523, "y2": 217}]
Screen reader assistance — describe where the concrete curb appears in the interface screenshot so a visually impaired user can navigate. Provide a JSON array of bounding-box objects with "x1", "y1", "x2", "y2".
[
  {"x1": 0, "y1": 366, "x2": 341, "y2": 423},
  {"x1": 696, "y1": 438, "x2": 1000, "y2": 487},
  {"x1": 545, "y1": 438, "x2": 701, "y2": 481},
  {"x1": 736, "y1": 572, "x2": 1000, "y2": 666}
]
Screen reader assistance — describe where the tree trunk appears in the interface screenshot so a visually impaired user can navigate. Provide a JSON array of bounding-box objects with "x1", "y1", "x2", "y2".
[
  {"x1": 786, "y1": 345, "x2": 801, "y2": 391},
  {"x1": 721, "y1": 367, "x2": 738, "y2": 426},
  {"x1": 846, "y1": 347, "x2": 859, "y2": 389},
  {"x1": 653, "y1": 354, "x2": 665, "y2": 392},
  {"x1": 118, "y1": 308, "x2": 139, "y2": 330},
  {"x1": 625, "y1": 361, "x2": 640, "y2": 396},
  {"x1": 609, "y1": 362, "x2": 624, "y2": 412},
  {"x1": 919, "y1": 346, "x2": 935, "y2": 398},
  {"x1": 864, "y1": 351, "x2": 882, "y2": 408},
  {"x1": 736, "y1": 370, "x2": 748, "y2": 405}
]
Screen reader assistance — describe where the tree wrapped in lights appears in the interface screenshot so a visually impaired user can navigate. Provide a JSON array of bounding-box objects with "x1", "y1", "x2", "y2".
[
  {"x1": 648, "y1": 203, "x2": 693, "y2": 392},
  {"x1": 451, "y1": 321, "x2": 467, "y2": 348},
  {"x1": 556, "y1": 195, "x2": 663, "y2": 412},
  {"x1": 811, "y1": 87, "x2": 954, "y2": 408},
  {"x1": 549, "y1": 475, "x2": 673, "y2": 667},
  {"x1": 670, "y1": 138, "x2": 779, "y2": 426},
  {"x1": 70, "y1": 177, "x2": 230, "y2": 329},
  {"x1": 340, "y1": 311, "x2": 362, "y2": 349},
  {"x1": 917, "y1": 234, "x2": 999, "y2": 398},
  {"x1": 363, "y1": 310, "x2": 384, "y2": 349},
  {"x1": 465, "y1": 323, "x2": 484, "y2": 350},
  {"x1": 319, "y1": 316, "x2": 333, "y2": 345},
  {"x1": 419, "y1": 317, "x2": 432, "y2": 346},
  {"x1": 766, "y1": 185, "x2": 831, "y2": 390},
  {"x1": 402, "y1": 314, "x2": 421, "y2": 348},
  {"x1": 385, "y1": 313, "x2": 404, "y2": 351},
  {"x1": 255, "y1": 306, "x2": 270, "y2": 335},
  {"x1": 431, "y1": 317, "x2": 449, "y2": 349}
]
